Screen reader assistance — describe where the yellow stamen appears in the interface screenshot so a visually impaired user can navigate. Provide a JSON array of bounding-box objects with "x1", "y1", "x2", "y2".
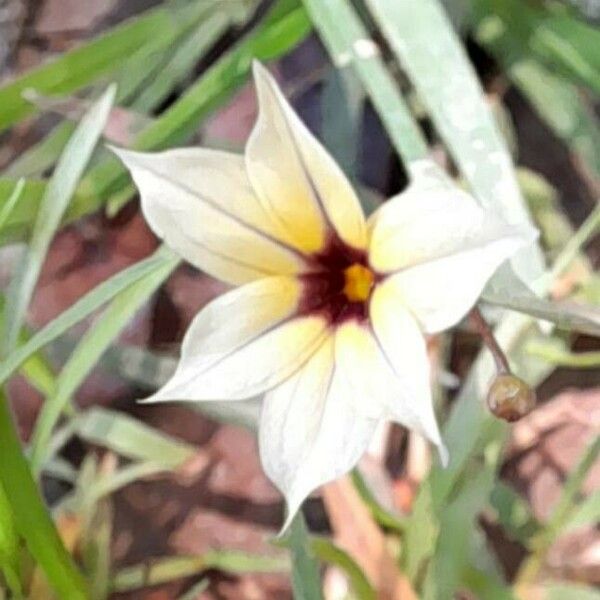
[{"x1": 343, "y1": 263, "x2": 374, "y2": 302}]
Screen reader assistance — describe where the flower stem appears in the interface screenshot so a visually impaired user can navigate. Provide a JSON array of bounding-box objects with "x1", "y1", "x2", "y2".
[{"x1": 469, "y1": 307, "x2": 510, "y2": 375}]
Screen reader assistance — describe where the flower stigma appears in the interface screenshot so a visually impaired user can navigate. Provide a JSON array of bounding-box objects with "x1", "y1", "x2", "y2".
[{"x1": 343, "y1": 263, "x2": 374, "y2": 303}]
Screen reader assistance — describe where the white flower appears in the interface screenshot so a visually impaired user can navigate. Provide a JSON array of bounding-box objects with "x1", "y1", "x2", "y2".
[{"x1": 113, "y1": 61, "x2": 536, "y2": 530}]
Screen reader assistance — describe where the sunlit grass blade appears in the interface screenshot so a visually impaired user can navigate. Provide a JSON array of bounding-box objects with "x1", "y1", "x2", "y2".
[
  {"x1": 301, "y1": 0, "x2": 427, "y2": 163},
  {"x1": 0, "y1": 392, "x2": 89, "y2": 599},
  {"x1": 0, "y1": 6, "x2": 176, "y2": 131},
  {"x1": 2, "y1": 85, "x2": 115, "y2": 355},
  {"x1": 365, "y1": 0, "x2": 543, "y2": 279},
  {"x1": 29, "y1": 248, "x2": 179, "y2": 472},
  {"x1": 0, "y1": 248, "x2": 179, "y2": 389},
  {"x1": 75, "y1": 407, "x2": 195, "y2": 467}
]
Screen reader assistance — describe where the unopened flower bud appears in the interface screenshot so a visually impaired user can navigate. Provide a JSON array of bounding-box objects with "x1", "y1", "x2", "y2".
[{"x1": 486, "y1": 374, "x2": 536, "y2": 422}]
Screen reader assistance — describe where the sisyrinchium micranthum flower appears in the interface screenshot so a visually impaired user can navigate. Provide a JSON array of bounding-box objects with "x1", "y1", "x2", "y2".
[{"x1": 113, "y1": 61, "x2": 537, "y2": 530}]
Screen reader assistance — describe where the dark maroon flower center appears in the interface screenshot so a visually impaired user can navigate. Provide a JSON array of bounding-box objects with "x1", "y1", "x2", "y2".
[{"x1": 299, "y1": 236, "x2": 377, "y2": 325}]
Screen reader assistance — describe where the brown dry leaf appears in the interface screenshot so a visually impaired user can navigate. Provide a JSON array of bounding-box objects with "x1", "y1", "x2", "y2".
[
  {"x1": 322, "y1": 476, "x2": 418, "y2": 600},
  {"x1": 35, "y1": 0, "x2": 118, "y2": 34}
]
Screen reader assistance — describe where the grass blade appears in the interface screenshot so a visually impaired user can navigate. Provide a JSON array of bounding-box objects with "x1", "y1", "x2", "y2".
[
  {"x1": 0, "y1": 2, "x2": 312, "y2": 241},
  {"x1": 302, "y1": 0, "x2": 428, "y2": 163},
  {"x1": 0, "y1": 392, "x2": 88, "y2": 599},
  {"x1": 287, "y1": 513, "x2": 323, "y2": 600},
  {"x1": 2, "y1": 85, "x2": 115, "y2": 354},
  {"x1": 365, "y1": 0, "x2": 543, "y2": 278},
  {"x1": 30, "y1": 248, "x2": 178, "y2": 471},
  {"x1": 0, "y1": 7, "x2": 171, "y2": 131},
  {"x1": 473, "y1": 4, "x2": 600, "y2": 182},
  {"x1": 112, "y1": 552, "x2": 288, "y2": 592},
  {"x1": 75, "y1": 407, "x2": 195, "y2": 467},
  {"x1": 311, "y1": 537, "x2": 376, "y2": 600},
  {"x1": 0, "y1": 179, "x2": 25, "y2": 232},
  {"x1": 0, "y1": 248, "x2": 179, "y2": 389}
]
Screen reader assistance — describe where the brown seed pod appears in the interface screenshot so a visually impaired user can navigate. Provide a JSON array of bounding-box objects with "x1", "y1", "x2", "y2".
[{"x1": 486, "y1": 373, "x2": 536, "y2": 422}]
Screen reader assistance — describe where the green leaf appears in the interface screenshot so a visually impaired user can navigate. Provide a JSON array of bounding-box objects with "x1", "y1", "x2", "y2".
[
  {"x1": 543, "y1": 584, "x2": 600, "y2": 600},
  {"x1": 286, "y1": 513, "x2": 323, "y2": 600},
  {"x1": 490, "y1": 482, "x2": 539, "y2": 545},
  {"x1": 482, "y1": 264, "x2": 600, "y2": 337},
  {"x1": 302, "y1": 0, "x2": 428, "y2": 163},
  {"x1": 0, "y1": 2, "x2": 312, "y2": 239},
  {"x1": 0, "y1": 6, "x2": 175, "y2": 131},
  {"x1": 75, "y1": 407, "x2": 195, "y2": 467},
  {"x1": 29, "y1": 247, "x2": 178, "y2": 471},
  {"x1": 473, "y1": 8, "x2": 600, "y2": 181},
  {"x1": 365, "y1": 0, "x2": 543, "y2": 279},
  {"x1": 0, "y1": 248, "x2": 179, "y2": 389},
  {"x1": 563, "y1": 488, "x2": 600, "y2": 533},
  {"x1": 132, "y1": 9, "x2": 231, "y2": 113},
  {"x1": 0, "y1": 392, "x2": 88, "y2": 599},
  {"x1": 2, "y1": 85, "x2": 116, "y2": 354},
  {"x1": 311, "y1": 537, "x2": 376, "y2": 600},
  {"x1": 112, "y1": 551, "x2": 288, "y2": 592},
  {"x1": 0, "y1": 484, "x2": 22, "y2": 597},
  {"x1": 473, "y1": 0, "x2": 600, "y2": 96},
  {"x1": 0, "y1": 178, "x2": 25, "y2": 232}
]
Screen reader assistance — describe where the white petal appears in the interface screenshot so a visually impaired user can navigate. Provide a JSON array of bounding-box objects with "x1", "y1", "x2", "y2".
[
  {"x1": 368, "y1": 165, "x2": 536, "y2": 274},
  {"x1": 334, "y1": 312, "x2": 445, "y2": 459},
  {"x1": 368, "y1": 167, "x2": 536, "y2": 333},
  {"x1": 144, "y1": 276, "x2": 328, "y2": 403},
  {"x1": 113, "y1": 146, "x2": 307, "y2": 286},
  {"x1": 246, "y1": 62, "x2": 367, "y2": 254},
  {"x1": 259, "y1": 337, "x2": 379, "y2": 531}
]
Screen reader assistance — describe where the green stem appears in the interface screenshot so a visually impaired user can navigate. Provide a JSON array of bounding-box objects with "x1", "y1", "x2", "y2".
[{"x1": 0, "y1": 392, "x2": 89, "y2": 599}]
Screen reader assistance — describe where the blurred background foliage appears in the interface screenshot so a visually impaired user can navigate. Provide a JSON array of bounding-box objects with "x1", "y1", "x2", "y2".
[{"x1": 0, "y1": 0, "x2": 599, "y2": 598}]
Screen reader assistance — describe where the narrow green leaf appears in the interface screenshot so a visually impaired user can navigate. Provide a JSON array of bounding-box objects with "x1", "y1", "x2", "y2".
[
  {"x1": 0, "y1": 3, "x2": 311, "y2": 242},
  {"x1": 366, "y1": 0, "x2": 543, "y2": 278},
  {"x1": 30, "y1": 248, "x2": 178, "y2": 471},
  {"x1": 311, "y1": 537, "x2": 376, "y2": 600},
  {"x1": 0, "y1": 484, "x2": 22, "y2": 597},
  {"x1": 544, "y1": 583, "x2": 600, "y2": 600},
  {"x1": 0, "y1": 6, "x2": 170, "y2": 131},
  {"x1": 482, "y1": 264, "x2": 600, "y2": 337},
  {"x1": 286, "y1": 513, "x2": 323, "y2": 600},
  {"x1": 112, "y1": 551, "x2": 288, "y2": 592},
  {"x1": 0, "y1": 248, "x2": 179, "y2": 389},
  {"x1": 132, "y1": 9, "x2": 231, "y2": 113},
  {"x1": 75, "y1": 407, "x2": 195, "y2": 467},
  {"x1": 3, "y1": 85, "x2": 116, "y2": 354},
  {"x1": 302, "y1": 0, "x2": 428, "y2": 162},
  {"x1": 0, "y1": 392, "x2": 88, "y2": 599},
  {"x1": 473, "y1": 7, "x2": 600, "y2": 181},
  {"x1": 563, "y1": 489, "x2": 600, "y2": 533},
  {"x1": 0, "y1": 179, "x2": 24, "y2": 232}
]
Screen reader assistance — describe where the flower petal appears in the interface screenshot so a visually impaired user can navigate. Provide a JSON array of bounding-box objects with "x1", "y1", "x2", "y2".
[
  {"x1": 246, "y1": 62, "x2": 367, "y2": 254},
  {"x1": 113, "y1": 147, "x2": 308, "y2": 286},
  {"x1": 259, "y1": 336, "x2": 379, "y2": 531},
  {"x1": 368, "y1": 164, "x2": 536, "y2": 333},
  {"x1": 144, "y1": 276, "x2": 328, "y2": 403},
  {"x1": 335, "y1": 310, "x2": 445, "y2": 460},
  {"x1": 368, "y1": 162, "x2": 536, "y2": 275}
]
